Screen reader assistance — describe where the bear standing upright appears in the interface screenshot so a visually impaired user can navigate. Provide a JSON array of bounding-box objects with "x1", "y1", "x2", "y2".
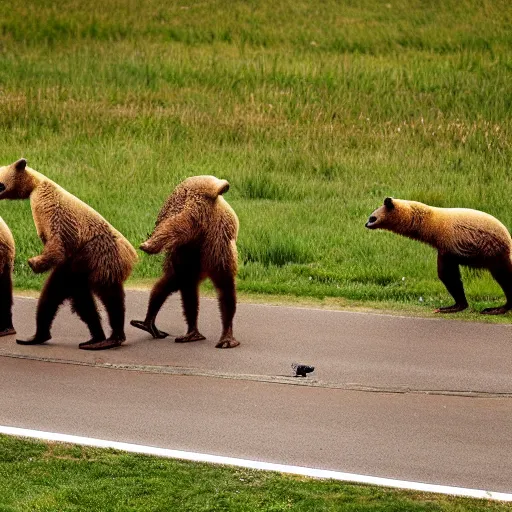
[
  {"x1": 0, "y1": 217, "x2": 16, "y2": 336},
  {"x1": 131, "y1": 175, "x2": 240, "y2": 348},
  {"x1": 0, "y1": 158, "x2": 138, "y2": 350},
  {"x1": 366, "y1": 197, "x2": 512, "y2": 314}
]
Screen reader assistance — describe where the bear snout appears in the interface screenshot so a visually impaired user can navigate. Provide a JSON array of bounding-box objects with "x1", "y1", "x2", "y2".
[{"x1": 365, "y1": 216, "x2": 377, "y2": 228}]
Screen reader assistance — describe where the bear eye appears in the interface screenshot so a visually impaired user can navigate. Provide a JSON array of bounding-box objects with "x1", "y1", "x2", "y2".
[{"x1": 0, "y1": 183, "x2": 5, "y2": 193}]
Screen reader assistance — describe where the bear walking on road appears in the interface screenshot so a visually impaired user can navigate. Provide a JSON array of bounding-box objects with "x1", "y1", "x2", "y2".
[
  {"x1": 131, "y1": 175, "x2": 240, "y2": 348},
  {"x1": 0, "y1": 158, "x2": 138, "y2": 350},
  {"x1": 366, "y1": 197, "x2": 512, "y2": 314},
  {"x1": 0, "y1": 217, "x2": 16, "y2": 337}
]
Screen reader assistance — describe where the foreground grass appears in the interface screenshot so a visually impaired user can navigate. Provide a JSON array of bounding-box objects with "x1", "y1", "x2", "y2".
[
  {"x1": 0, "y1": 435, "x2": 508, "y2": 512},
  {"x1": 0, "y1": 0, "x2": 511, "y2": 309}
]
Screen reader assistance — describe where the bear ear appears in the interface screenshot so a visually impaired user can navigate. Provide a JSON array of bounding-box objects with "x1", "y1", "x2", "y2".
[
  {"x1": 384, "y1": 197, "x2": 394, "y2": 210},
  {"x1": 13, "y1": 158, "x2": 27, "y2": 172},
  {"x1": 217, "y1": 179, "x2": 230, "y2": 195}
]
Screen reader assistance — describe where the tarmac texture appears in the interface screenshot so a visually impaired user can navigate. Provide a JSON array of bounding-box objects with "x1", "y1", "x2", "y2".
[{"x1": 1, "y1": 291, "x2": 511, "y2": 493}]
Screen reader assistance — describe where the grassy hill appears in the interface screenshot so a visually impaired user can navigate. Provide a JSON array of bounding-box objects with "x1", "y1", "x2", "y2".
[{"x1": 0, "y1": 0, "x2": 511, "y2": 310}]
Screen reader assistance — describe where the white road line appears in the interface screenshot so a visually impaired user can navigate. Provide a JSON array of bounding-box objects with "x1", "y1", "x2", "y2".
[{"x1": 1, "y1": 425, "x2": 510, "y2": 502}]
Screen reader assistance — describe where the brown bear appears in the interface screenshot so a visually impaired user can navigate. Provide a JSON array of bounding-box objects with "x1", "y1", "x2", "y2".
[
  {"x1": 0, "y1": 217, "x2": 16, "y2": 336},
  {"x1": 0, "y1": 158, "x2": 138, "y2": 350},
  {"x1": 366, "y1": 197, "x2": 512, "y2": 314},
  {"x1": 131, "y1": 175, "x2": 239, "y2": 348}
]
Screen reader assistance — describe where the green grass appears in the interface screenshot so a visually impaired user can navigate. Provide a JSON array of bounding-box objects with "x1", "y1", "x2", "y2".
[
  {"x1": 0, "y1": 435, "x2": 509, "y2": 511},
  {"x1": 0, "y1": 0, "x2": 511, "y2": 311}
]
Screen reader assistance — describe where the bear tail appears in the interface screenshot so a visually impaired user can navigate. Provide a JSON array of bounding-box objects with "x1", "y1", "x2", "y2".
[
  {"x1": 115, "y1": 236, "x2": 138, "y2": 281},
  {"x1": 204, "y1": 178, "x2": 230, "y2": 199}
]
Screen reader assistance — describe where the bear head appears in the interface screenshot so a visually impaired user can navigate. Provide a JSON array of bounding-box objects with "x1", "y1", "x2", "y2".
[
  {"x1": 0, "y1": 158, "x2": 36, "y2": 200},
  {"x1": 365, "y1": 197, "x2": 410, "y2": 230}
]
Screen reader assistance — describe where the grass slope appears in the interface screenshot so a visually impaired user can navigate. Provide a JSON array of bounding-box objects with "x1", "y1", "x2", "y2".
[
  {"x1": 0, "y1": 0, "x2": 511, "y2": 311},
  {"x1": 0, "y1": 435, "x2": 509, "y2": 511}
]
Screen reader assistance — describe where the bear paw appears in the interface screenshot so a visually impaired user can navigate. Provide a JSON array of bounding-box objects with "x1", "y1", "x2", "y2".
[
  {"x1": 215, "y1": 337, "x2": 240, "y2": 349},
  {"x1": 481, "y1": 306, "x2": 511, "y2": 315},
  {"x1": 139, "y1": 242, "x2": 159, "y2": 255},
  {"x1": 130, "y1": 320, "x2": 169, "y2": 339},
  {"x1": 175, "y1": 330, "x2": 206, "y2": 343},
  {"x1": 28, "y1": 257, "x2": 46, "y2": 273}
]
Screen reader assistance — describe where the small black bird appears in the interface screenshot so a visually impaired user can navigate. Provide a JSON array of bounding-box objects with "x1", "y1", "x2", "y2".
[{"x1": 292, "y1": 363, "x2": 315, "y2": 378}]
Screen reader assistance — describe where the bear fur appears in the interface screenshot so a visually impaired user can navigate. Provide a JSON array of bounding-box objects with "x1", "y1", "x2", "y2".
[
  {"x1": 0, "y1": 217, "x2": 16, "y2": 336},
  {"x1": 131, "y1": 175, "x2": 240, "y2": 348},
  {"x1": 0, "y1": 158, "x2": 138, "y2": 349},
  {"x1": 366, "y1": 197, "x2": 512, "y2": 314}
]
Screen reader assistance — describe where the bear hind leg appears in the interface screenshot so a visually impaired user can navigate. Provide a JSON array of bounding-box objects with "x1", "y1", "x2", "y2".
[
  {"x1": 82, "y1": 282, "x2": 126, "y2": 350},
  {"x1": 0, "y1": 263, "x2": 15, "y2": 336},
  {"x1": 211, "y1": 270, "x2": 239, "y2": 348},
  {"x1": 176, "y1": 279, "x2": 206, "y2": 343},
  {"x1": 435, "y1": 253, "x2": 469, "y2": 313},
  {"x1": 17, "y1": 265, "x2": 72, "y2": 345},
  {"x1": 481, "y1": 262, "x2": 512, "y2": 315},
  {"x1": 70, "y1": 275, "x2": 107, "y2": 347},
  {"x1": 130, "y1": 273, "x2": 179, "y2": 339}
]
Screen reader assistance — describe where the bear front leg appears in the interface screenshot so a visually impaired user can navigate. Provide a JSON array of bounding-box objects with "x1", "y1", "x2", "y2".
[
  {"x1": 28, "y1": 255, "x2": 52, "y2": 274},
  {"x1": 139, "y1": 239, "x2": 164, "y2": 255},
  {"x1": 435, "y1": 253, "x2": 469, "y2": 313},
  {"x1": 141, "y1": 215, "x2": 196, "y2": 255},
  {"x1": 139, "y1": 224, "x2": 171, "y2": 255},
  {"x1": 28, "y1": 238, "x2": 66, "y2": 274},
  {"x1": 16, "y1": 265, "x2": 72, "y2": 345}
]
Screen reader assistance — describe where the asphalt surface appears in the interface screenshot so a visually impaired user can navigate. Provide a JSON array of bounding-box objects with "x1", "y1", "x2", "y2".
[{"x1": 1, "y1": 291, "x2": 512, "y2": 492}]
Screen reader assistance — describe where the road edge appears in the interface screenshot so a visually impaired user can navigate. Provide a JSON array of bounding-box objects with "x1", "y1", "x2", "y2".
[{"x1": 0, "y1": 425, "x2": 511, "y2": 502}]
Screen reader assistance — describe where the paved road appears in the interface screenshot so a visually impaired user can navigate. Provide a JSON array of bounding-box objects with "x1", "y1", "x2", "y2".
[{"x1": 1, "y1": 291, "x2": 512, "y2": 493}]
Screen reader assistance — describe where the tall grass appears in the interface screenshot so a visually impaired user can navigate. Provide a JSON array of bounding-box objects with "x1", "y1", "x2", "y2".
[{"x1": 0, "y1": 0, "x2": 511, "y2": 308}]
